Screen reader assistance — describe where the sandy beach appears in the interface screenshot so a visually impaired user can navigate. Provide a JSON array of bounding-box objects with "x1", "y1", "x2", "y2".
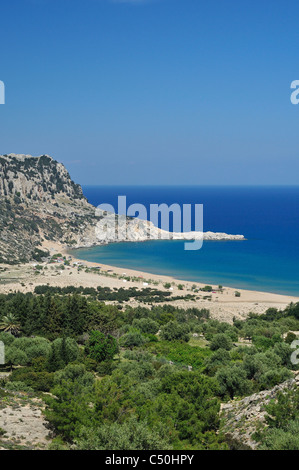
[{"x1": 0, "y1": 240, "x2": 298, "y2": 324}]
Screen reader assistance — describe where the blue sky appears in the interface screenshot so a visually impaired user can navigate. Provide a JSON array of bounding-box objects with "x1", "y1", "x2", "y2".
[{"x1": 0, "y1": 0, "x2": 298, "y2": 185}]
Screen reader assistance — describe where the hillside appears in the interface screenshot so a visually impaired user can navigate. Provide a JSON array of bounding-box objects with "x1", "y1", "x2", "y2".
[
  {"x1": 0, "y1": 154, "x2": 99, "y2": 263},
  {"x1": 220, "y1": 375, "x2": 299, "y2": 449},
  {"x1": 0, "y1": 154, "x2": 244, "y2": 264}
]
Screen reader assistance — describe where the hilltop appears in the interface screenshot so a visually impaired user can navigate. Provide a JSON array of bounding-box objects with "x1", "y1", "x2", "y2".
[{"x1": 0, "y1": 154, "x2": 99, "y2": 263}]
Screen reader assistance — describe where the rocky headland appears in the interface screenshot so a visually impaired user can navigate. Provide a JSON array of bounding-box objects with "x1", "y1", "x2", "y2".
[{"x1": 0, "y1": 154, "x2": 245, "y2": 264}]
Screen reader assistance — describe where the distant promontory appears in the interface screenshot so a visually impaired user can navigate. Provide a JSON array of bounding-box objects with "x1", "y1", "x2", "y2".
[{"x1": 0, "y1": 154, "x2": 244, "y2": 264}]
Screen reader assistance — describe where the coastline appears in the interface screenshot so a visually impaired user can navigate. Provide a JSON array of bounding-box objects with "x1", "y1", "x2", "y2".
[{"x1": 0, "y1": 239, "x2": 298, "y2": 324}]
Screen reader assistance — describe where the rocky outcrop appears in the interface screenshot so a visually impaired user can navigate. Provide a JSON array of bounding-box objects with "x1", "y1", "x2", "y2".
[
  {"x1": 220, "y1": 375, "x2": 299, "y2": 449},
  {"x1": 92, "y1": 211, "x2": 245, "y2": 246},
  {"x1": 0, "y1": 154, "x2": 245, "y2": 264},
  {"x1": 0, "y1": 154, "x2": 98, "y2": 263}
]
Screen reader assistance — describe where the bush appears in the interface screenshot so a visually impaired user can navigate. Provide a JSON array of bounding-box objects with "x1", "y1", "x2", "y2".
[
  {"x1": 5, "y1": 347, "x2": 28, "y2": 366},
  {"x1": 243, "y1": 351, "x2": 282, "y2": 384},
  {"x1": 86, "y1": 331, "x2": 118, "y2": 363},
  {"x1": 53, "y1": 363, "x2": 95, "y2": 392},
  {"x1": 0, "y1": 332, "x2": 15, "y2": 346},
  {"x1": 203, "y1": 349, "x2": 231, "y2": 376},
  {"x1": 132, "y1": 318, "x2": 159, "y2": 335},
  {"x1": 201, "y1": 286, "x2": 213, "y2": 292},
  {"x1": 120, "y1": 331, "x2": 145, "y2": 349},
  {"x1": 258, "y1": 368, "x2": 293, "y2": 390},
  {"x1": 273, "y1": 342, "x2": 294, "y2": 368},
  {"x1": 47, "y1": 337, "x2": 79, "y2": 372},
  {"x1": 75, "y1": 417, "x2": 172, "y2": 450},
  {"x1": 96, "y1": 360, "x2": 117, "y2": 376},
  {"x1": 285, "y1": 332, "x2": 297, "y2": 345},
  {"x1": 145, "y1": 340, "x2": 211, "y2": 369},
  {"x1": 216, "y1": 365, "x2": 252, "y2": 398},
  {"x1": 4, "y1": 381, "x2": 34, "y2": 393},
  {"x1": 160, "y1": 321, "x2": 190, "y2": 342},
  {"x1": 210, "y1": 334, "x2": 233, "y2": 351},
  {"x1": 260, "y1": 419, "x2": 299, "y2": 450},
  {"x1": 118, "y1": 361, "x2": 155, "y2": 381},
  {"x1": 252, "y1": 335, "x2": 273, "y2": 351},
  {"x1": 10, "y1": 368, "x2": 54, "y2": 392},
  {"x1": 3, "y1": 337, "x2": 51, "y2": 367}
]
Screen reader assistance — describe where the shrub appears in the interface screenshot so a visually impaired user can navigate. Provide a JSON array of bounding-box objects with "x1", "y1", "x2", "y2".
[
  {"x1": 47, "y1": 337, "x2": 79, "y2": 372},
  {"x1": 5, "y1": 347, "x2": 28, "y2": 366},
  {"x1": 210, "y1": 334, "x2": 233, "y2": 351},
  {"x1": 216, "y1": 365, "x2": 252, "y2": 398},
  {"x1": 10, "y1": 368, "x2": 54, "y2": 392},
  {"x1": 132, "y1": 318, "x2": 159, "y2": 335},
  {"x1": 53, "y1": 363, "x2": 95, "y2": 392},
  {"x1": 285, "y1": 332, "x2": 297, "y2": 344},
  {"x1": 258, "y1": 368, "x2": 293, "y2": 390},
  {"x1": 120, "y1": 331, "x2": 145, "y2": 349},
  {"x1": 259, "y1": 420, "x2": 299, "y2": 450},
  {"x1": 0, "y1": 332, "x2": 15, "y2": 346},
  {"x1": 4, "y1": 381, "x2": 34, "y2": 393},
  {"x1": 160, "y1": 321, "x2": 190, "y2": 342},
  {"x1": 75, "y1": 417, "x2": 172, "y2": 450},
  {"x1": 86, "y1": 331, "x2": 118, "y2": 363},
  {"x1": 203, "y1": 349, "x2": 231, "y2": 376}
]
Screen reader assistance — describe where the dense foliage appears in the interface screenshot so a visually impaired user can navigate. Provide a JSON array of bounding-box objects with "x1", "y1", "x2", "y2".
[{"x1": 1, "y1": 291, "x2": 299, "y2": 450}]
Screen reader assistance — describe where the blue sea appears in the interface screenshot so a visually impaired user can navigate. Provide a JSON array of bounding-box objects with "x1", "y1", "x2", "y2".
[{"x1": 74, "y1": 186, "x2": 299, "y2": 296}]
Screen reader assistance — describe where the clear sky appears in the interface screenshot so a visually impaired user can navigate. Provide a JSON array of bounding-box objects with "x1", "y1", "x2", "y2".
[{"x1": 0, "y1": 0, "x2": 298, "y2": 185}]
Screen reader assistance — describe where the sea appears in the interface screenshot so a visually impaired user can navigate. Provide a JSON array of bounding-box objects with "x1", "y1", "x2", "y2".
[{"x1": 73, "y1": 186, "x2": 299, "y2": 296}]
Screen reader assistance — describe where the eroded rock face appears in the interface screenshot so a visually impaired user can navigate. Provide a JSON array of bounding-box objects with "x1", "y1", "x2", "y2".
[
  {"x1": 220, "y1": 375, "x2": 299, "y2": 450},
  {"x1": 93, "y1": 212, "x2": 245, "y2": 245},
  {"x1": 0, "y1": 154, "x2": 245, "y2": 264},
  {"x1": 0, "y1": 154, "x2": 99, "y2": 263},
  {"x1": 0, "y1": 154, "x2": 83, "y2": 202}
]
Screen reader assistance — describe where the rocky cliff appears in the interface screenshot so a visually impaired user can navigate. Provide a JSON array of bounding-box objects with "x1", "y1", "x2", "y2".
[
  {"x1": 0, "y1": 154, "x2": 98, "y2": 263},
  {"x1": 220, "y1": 374, "x2": 299, "y2": 449},
  {"x1": 0, "y1": 154, "x2": 245, "y2": 264}
]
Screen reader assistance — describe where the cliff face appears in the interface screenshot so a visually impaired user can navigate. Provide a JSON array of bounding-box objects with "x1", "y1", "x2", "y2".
[
  {"x1": 0, "y1": 154, "x2": 99, "y2": 263},
  {"x1": 0, "y1": 154, "x2": 83, "y2": 202},
  {"x1": 220, "y1": 375, "x2": 299, "y2": 450},
  {"x1": 0, "y1": 153, "x2": 245, "y2": 264}
]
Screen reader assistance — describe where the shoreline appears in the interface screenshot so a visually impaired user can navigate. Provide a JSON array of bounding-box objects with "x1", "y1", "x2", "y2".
[
  {"x1": 70, "y1": 240, "x2": 298, "y2": 298},
  {"x1": 70, "y1": 245, "x2": 295, "y2": 298},
  {"x1": 0, "y1": 239, "x2": 298, "y2": 324}
]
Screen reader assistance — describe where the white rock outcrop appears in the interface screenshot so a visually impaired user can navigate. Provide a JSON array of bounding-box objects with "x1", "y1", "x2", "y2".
[{"x1": 93, "y1": 211, "x2": 245, "y2": 245}]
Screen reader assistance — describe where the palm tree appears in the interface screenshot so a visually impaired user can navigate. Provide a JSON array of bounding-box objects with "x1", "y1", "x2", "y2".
[{"x1": 0, "y1": 313, "x2": 21, "y2": 336}]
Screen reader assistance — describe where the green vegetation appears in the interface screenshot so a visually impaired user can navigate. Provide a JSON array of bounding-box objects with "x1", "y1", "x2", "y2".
[
  {"x1": 1, "y1": 291, "x2": 299, "y2": 450},
  {"x1": 34, "y1": 284, "x2": 196, "y2": 304},
  {"x1": 86, "y1": 331, "x2": 118, "y2": 363},
  {"x1": 257, "y1": 388, "x2": 299, "y2": 450}
]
